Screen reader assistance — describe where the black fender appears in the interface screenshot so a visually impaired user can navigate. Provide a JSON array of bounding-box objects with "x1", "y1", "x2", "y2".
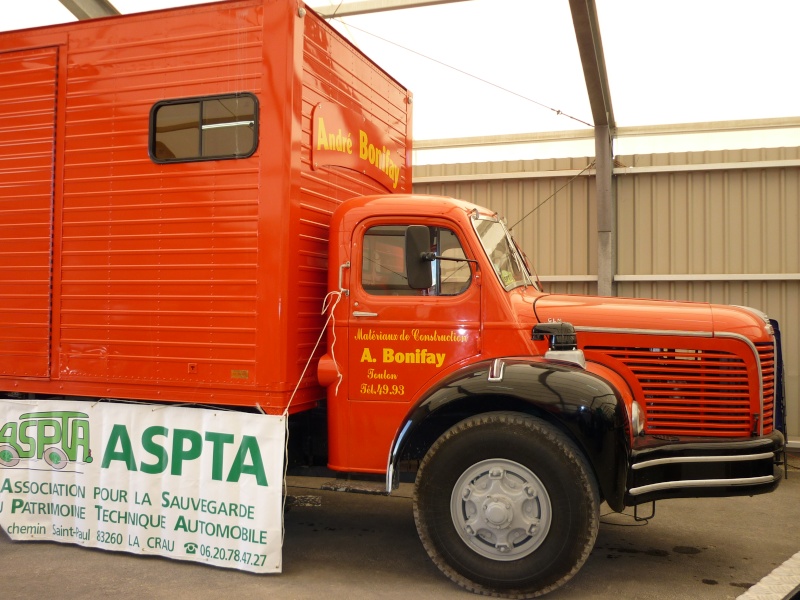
[{"x1": 387, "y1": 357, "x2": 631, "y2": 511}]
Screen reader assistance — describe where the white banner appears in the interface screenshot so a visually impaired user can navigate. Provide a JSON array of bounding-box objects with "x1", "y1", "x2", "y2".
[{"x1": 0, "y1": 399, "x2": 285, "y2": 573}]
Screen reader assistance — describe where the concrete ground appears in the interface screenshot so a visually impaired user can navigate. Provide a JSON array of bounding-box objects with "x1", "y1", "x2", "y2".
[{"x1": 2, "y1": 454, "x2": 799, "y2": 600}]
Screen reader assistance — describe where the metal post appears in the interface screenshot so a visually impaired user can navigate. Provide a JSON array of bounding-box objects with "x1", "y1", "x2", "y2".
[
  {"x1": 595, "y1": 125, "x2": 615, "y2": 297},
  {"x1": 569, "y1": 0, "x2": 617, "y2": 297}
]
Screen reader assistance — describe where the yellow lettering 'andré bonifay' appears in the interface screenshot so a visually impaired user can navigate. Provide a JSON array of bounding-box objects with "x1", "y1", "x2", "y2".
[{"x1": 315, "y1": 117, "x2": 400, "y2": 189}]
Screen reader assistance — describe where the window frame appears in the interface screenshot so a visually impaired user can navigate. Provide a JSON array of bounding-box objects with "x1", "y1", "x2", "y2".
[
  {"x1": 149, "y1": 92, "x2": 259, "y2": 164},
  {"x1": 360, "y1": 223, "x2": 473, "y2": 298}
]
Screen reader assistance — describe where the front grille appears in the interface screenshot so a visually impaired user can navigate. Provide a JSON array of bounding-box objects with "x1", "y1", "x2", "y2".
[{"x1": 586, "y1": 344, "x2": 773, "y2": 437}]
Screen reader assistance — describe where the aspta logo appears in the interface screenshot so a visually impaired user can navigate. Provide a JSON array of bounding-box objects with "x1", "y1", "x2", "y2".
[{"x1": 0, "y1": 411, "x2": 93, "y2": 470}]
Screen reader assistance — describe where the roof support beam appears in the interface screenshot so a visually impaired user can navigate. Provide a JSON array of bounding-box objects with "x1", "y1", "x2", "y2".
[
  {"x1": 569, "y1": 0, "x2": 616, "y2": 296},
  {"x1": 569, "y1": 0, "x2": 615, "y2": 129},
  {"x1": 314, "y1": 0, "x2": 472, "y2": 18},
  {"x1": 58, "y1": 0, "x2": 119, "y2": 20}
]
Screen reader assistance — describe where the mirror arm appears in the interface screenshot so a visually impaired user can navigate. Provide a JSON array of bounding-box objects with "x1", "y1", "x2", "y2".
[{"x1": 421, "y1": 253, "x2": 478, "y2": 265}]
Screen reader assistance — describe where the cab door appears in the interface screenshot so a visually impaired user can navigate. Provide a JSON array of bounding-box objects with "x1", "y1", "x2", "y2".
[{"x1": 344, "y1": 218, "x2": 482, "y2": 471}]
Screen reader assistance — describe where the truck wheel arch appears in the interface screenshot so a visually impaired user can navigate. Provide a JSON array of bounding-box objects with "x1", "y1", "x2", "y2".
[{"x1": 388, "y1": 358, "x2": 630, "y2": 512}]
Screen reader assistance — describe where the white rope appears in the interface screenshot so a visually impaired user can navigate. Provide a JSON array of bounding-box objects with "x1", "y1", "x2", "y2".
[
  {"x1": 283, "y1": 289, "x2": 343, "y2": 417},
  {"x1": 281, "y1": 289, "x2": 344, "y2": 543}
]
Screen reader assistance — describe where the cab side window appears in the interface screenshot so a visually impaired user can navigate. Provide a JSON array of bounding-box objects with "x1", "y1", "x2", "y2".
[{"x1": 361, "y1": 225, "x2": 471, "y2": 296}]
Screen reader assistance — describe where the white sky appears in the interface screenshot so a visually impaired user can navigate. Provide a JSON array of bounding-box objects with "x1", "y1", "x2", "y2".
[{"x1": 2, "y1": 0, "x2": 799, "y2": 162}]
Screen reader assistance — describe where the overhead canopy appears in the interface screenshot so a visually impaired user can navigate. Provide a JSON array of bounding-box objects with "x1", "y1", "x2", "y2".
[{"x1": 1, "y1": 0, "x2": 793, "y2": 154}]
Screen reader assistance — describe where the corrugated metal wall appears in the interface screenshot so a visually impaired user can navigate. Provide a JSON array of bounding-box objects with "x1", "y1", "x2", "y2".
[{"x1": 414, "y1": 147, "x2": 800, "y2": 441}]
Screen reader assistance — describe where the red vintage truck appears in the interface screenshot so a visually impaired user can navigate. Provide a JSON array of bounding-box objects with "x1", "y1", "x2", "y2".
[{"x1": 0, "y1": 0, "x2": 785, "y2": 597}]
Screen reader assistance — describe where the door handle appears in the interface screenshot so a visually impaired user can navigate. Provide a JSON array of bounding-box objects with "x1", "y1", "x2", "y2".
[{"x1": 353, "y1": 311, "x2": 378, "y2": 317}]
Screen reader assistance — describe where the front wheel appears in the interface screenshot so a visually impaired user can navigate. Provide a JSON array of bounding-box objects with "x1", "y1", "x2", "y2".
[{"x1": 413, "y1": 412, "x2": 599, "y2": 598}]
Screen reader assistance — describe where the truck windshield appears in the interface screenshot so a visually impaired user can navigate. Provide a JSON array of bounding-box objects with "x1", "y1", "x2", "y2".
[{"x1": 472, "y1": 217, "x2": 535, "y2": 290}]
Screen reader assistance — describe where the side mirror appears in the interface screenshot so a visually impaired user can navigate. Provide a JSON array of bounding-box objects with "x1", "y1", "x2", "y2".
[{"x1": 405, "y1": 225, "x2": 433, "y2": 289}]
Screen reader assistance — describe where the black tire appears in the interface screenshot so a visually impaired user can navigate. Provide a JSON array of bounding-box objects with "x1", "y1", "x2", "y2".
[{"x1": 413, "y1": 412, "x2": 599, "y2": 598}]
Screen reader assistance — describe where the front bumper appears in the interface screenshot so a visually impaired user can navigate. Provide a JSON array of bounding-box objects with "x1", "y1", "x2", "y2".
[{"x1": 624, "y1": 430, "x2": 784, "y2": 506}]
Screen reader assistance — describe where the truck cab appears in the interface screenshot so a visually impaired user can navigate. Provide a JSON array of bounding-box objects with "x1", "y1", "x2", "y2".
[{"x1": 319, "y1": 193, "x2": 784, "y2": 597}]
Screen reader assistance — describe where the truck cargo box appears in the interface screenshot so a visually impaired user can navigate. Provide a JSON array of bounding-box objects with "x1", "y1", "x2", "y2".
[{"x1": 0, "y1": 0, "x2": 412, "y2": 413}]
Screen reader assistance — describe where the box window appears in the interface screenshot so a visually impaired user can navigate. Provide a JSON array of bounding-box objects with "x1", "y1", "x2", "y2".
[{"x1": 150, "y1": 93, "x2": 258, "y2": 162}]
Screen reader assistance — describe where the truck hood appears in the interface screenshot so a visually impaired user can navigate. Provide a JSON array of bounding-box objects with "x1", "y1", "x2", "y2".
[
  {"x1": 533, "y1": 294, "x2": 713, "y2": 333},
  {"x1": 531, "y1": 293, "x2": 769, "y2": 340}
]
